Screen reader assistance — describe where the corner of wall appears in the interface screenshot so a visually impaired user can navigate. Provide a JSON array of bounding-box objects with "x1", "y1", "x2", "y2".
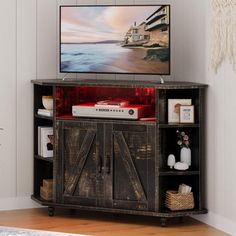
[
  {"x1": 193, "y1": 212, "x2": 236, "y2": 235},
  {"x1": 0, "y1": 196, "x2": 41, "y2": 211}
]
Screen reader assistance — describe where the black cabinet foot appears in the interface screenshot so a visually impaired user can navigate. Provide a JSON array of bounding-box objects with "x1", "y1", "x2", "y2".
[
  {"x1": 112, "y1": 213, "x2": 122, "y2": 219},
  {"x1": 48, "y1": 206, "x2": 55, "y2": 217},
  {"x1": 70, "y1": 209, "x2": 77, "y2": 215},
  {"x1": 160, "y1": 217, "x2": 167, "y2": 227}
]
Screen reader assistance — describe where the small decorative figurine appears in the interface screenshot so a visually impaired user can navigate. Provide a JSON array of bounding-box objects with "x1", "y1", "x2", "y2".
[{"x1": 167, "y1": 154, "x2": 176, "y2": 169}]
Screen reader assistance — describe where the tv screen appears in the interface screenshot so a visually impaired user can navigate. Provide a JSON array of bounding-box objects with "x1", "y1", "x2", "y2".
[{"x1": 60, "y1": 5, "x2": 170, "y2": 75}]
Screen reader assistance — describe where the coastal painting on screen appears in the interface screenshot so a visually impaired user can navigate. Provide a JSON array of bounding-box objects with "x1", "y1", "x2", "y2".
[{"x1": 60, "y1": 5, "x2": 170, "y2": 74}]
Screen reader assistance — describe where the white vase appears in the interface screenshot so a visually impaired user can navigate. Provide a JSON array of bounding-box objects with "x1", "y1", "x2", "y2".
[{"x1": 180, "y1": 147, "x2": 191, "y2": 166}]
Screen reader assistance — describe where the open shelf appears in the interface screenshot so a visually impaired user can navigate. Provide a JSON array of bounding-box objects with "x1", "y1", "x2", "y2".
[
  {"x1": 35, "y1": 155, "x2": 53, "y2": 163},
  {"x1": 56, "y1": 86, "x2": 156, "y2": 120},
  {"x1": 159, "y1": 175, "x2": 200, "y2": 211},
  {"x1": 56, "y1": 115, "x2": 157, "y2": 125},
  {"x1": 159, "y1": 127, "x2": 200, "y2": 171},
  {"x1": 34, "y1": 84, "x2": 53, "y2": 114},
  {"x1": 158, "y1": 88, "x2": 200, "y2": 124},
  {"x1": 33, "y1": 157, "x2": 53, "y2": 197},
  {"x1": 35, "y1": 114, "x2": 53, "y2": 121},
  {"x1": 159, "y1": 170, "x2": 200, "y2": 176},
  {"x1": 158, "y1": 123, "x2": 200, "y2": 128}
]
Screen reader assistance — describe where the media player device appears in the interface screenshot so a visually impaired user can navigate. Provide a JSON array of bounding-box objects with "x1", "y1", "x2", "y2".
[{"x1": 72, "y1": 103, "x2": 151, "y2": 120}]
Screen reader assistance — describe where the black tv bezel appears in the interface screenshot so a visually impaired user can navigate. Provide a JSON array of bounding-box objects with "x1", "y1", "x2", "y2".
[{"x1": 59, "y1": 4, "x2": 171, "y2": 76}]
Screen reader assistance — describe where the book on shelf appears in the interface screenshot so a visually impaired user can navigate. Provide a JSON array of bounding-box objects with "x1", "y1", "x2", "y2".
[
  {"x1": 38, "y1": 126, "x2": 53, "y2": 158},
  {"x1": 139, "y1": 117, "x2": 156, "y2": 121},
  {"x1": 94, "y1": 104, "x2": 125, "y2": 108},
  {"x1": 178, "y1": 184, "x2": 192, "y2": 194},
  {"x1": 37, "y1": 109, "x2": 53, "y2": 117},
  {"x1": 95, "y1": 99, "x2": 129, "y2": 107}
]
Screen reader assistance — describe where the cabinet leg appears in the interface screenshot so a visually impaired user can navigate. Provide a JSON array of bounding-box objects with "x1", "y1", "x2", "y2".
[
  {"x1": 160, "y1": 217, "x2": 167, "y2": 227},
  {"x1": 48, "y1": 206, "x2": 55, "y2": 217},
  {"x1": 112, "y1": 213, "x2": 121, "y2": 219}
]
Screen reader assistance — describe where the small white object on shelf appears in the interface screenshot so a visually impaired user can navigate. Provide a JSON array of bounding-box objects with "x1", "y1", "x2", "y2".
[
  {"x1": 96, "y1": 99, "x2": 129, "y2": 107},
  {"x1": 167, "y1": 154, "x2": 176, "y2": 169},
  {"x1": 37, "y1": 109, "x2": 53, "y2": 117},
  {"x1": 42, "y1": 96, "x2": 53, "y2": 110},
  {"x1": 139, "y1": 117, "x2": 156, "y2": 121},
  {"x1": 178, "y1": 184, "x2": 192, "y2": 194},
  {"x1": 174, "y1": 162, "x2": 189, "y2": 171},
  {"x1": 180, "y1": 147, "x2": 191, "y2": 166}
]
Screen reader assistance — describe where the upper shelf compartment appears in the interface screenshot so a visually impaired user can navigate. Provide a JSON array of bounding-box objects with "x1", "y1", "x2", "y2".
[
  {"x1": 157, "y1": 88, "x2": 203, "y2": 125},
  {"x1": 31, "y1": 80, "x2": 207, "y2": 123},
  {"x1": 34, "y1": 84, "x2": 54, "y2": 118},
  {"x1": 55, "y1": 86, "x2": 156, "y2": 121}
]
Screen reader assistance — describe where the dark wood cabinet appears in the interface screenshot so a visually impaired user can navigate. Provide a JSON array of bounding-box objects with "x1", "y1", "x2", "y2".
[
  {"x1": 55, "y1": 121, "x2": 155, "y2": 212},
  {"x1": 31, "y1": 79, "x2": 207, "y2": 226}
]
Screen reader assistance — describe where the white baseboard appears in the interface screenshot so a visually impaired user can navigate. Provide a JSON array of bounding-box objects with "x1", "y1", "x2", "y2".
[
  {"x1": 193, "y1": 212, "x2": 236, "y2": 236},
  {"x1": 0, "y1": 196, "x2": 41, "y2": 211}
]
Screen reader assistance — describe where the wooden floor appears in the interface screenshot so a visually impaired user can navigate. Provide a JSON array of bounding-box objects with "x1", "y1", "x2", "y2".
[{"x1": 0, "y1": 208, "x2": 229, "y2": 236}]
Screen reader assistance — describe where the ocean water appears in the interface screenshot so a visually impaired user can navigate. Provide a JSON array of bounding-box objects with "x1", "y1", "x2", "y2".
[{"x1": 61, "y1": 43, "x2": 130, "y2": 73}]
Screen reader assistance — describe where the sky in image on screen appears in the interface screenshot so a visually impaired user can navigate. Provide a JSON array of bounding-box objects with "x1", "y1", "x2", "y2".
[{"x1": 61, "y1": 6, "x2": 162, "y2": 43}]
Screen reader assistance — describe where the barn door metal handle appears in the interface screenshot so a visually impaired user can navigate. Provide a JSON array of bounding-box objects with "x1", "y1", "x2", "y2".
[
  {"x1": 106, "y1": 155, "x2": 111, "y2": 174},
  {"x1": 98, "y1": 155, "x2": 103, "y2": 174}
]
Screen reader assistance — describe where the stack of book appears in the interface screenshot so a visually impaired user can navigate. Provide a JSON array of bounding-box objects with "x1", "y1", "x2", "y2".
[
  {"x1": 38, "y1": 126, "x2": 53, "y2": 158},
  {"x1": 95, "y1": 99, "x2": 129, "y2": 108},
  {"x1": 40, "y1": 179, "x2": 53, "y2": 201},
  {"x1": 37, "y1": 109, "x2": 53, "y2": 117}
]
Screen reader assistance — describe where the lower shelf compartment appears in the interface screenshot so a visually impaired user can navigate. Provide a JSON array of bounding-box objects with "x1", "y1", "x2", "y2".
[{"x1": 31, "y1": 195, "x2": 207, "y2": 218}]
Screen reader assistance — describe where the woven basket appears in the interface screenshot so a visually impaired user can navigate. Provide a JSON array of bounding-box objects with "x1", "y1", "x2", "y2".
[{"x1": 165, "y1": 191, "x2": 194, "y2": 211}]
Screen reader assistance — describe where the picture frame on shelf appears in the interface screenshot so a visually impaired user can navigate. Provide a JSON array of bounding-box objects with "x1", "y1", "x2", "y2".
[
  {"x1": 38, "y1": 126, "x2": 53, "y2": 158},
  {"x1": 180, "y1": 105, "x2": 195, "y2": 124},
  {"x1": 168, "y1": 99, "x2": 192, "y2": 123}
]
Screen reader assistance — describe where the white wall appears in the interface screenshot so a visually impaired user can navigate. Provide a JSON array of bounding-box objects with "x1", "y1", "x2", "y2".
[
  {"x1": 1, "y1": 0, "x2": 236, "y2": 234},
  {"x1": 0, "y1": 0, "x2": 39, "y2": 209},
  {"x1": 0, "y1": 0, "x2": 17, "y2": 199}
]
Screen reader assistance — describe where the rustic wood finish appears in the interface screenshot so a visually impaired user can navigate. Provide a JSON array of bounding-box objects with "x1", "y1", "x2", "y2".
[
  {"x1": 114, "y1": 131, "x2": 147, "y2": 202},
  {"x1": 64, "y1": 130, "x2": 96, "y2": 195},
  {"x1": 31, "y1": 79, "x2": 208, "y2": 226}
]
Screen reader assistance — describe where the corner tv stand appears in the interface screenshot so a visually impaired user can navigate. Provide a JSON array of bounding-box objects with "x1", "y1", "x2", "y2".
[{"x1": 31, "y1": 79, "x2": 207, "y2": 226}]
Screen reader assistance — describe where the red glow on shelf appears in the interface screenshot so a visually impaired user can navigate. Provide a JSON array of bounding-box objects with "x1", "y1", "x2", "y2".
[{"x1": 56, "y1": 86, "x2": 156, "y2": 119}]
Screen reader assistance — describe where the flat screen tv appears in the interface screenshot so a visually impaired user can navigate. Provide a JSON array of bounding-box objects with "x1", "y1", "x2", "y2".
[{"x1": 60, "y1": 5, "x2": 170, "y2": 75}]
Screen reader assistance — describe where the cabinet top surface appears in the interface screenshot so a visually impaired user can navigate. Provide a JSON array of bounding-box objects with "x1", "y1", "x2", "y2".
[{"x1": 31, "y1": 79, "x2": 207, "y2": 89}]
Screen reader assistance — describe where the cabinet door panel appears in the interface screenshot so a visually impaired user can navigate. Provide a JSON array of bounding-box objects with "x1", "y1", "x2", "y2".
[
  {"x1": 114, "y1": 131, "x2": 147, "y2": 202},
  {"x1": 57, "y1": 121, "x2": 101, "y2": 207},
  {"x1": 64, "y1": 129, "x2": 96, "y2": 196},
  {"x1": 112, "y1": 124, "x2": 156, "y2": 211}
]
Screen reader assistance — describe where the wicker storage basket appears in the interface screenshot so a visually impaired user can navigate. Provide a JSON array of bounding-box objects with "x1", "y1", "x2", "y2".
[{"x1": 165, "y1": 191, "x2": 194, "y2": 211}]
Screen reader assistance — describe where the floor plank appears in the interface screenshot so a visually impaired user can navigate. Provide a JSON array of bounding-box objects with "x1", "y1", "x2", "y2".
[{"x1": 0, "y1": 208, "x2": 229, "y2": 236}]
